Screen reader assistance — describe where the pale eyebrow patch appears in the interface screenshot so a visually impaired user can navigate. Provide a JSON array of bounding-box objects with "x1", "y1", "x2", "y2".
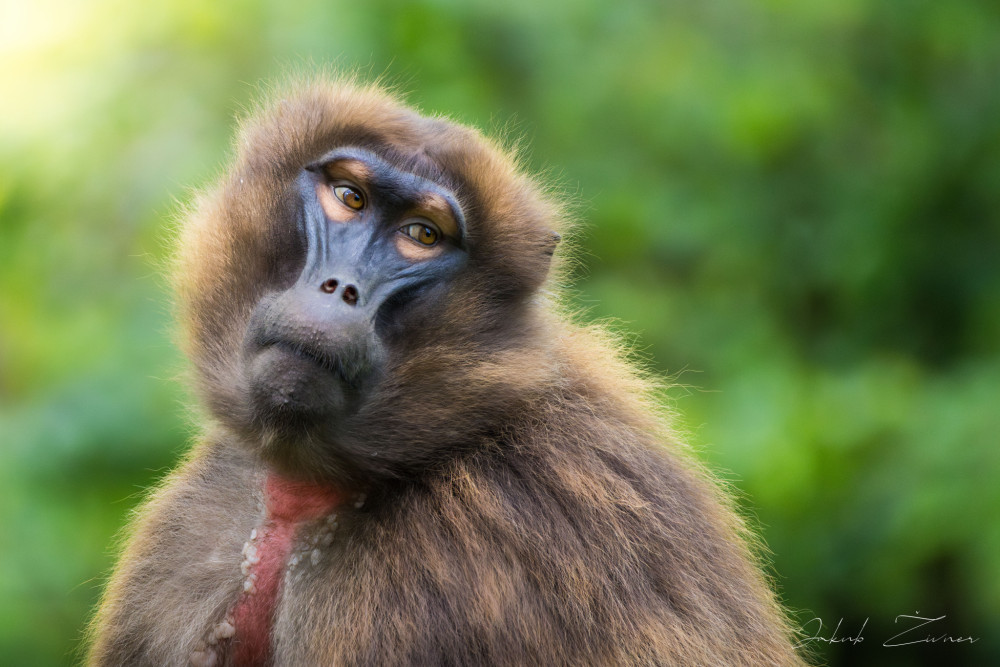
[
  {"x1": 322, "y1": 159, "x2": 372, "y2": 184},
  {"x1": 316, "y1": 159, "x2": 371, "y2": 222},
  {"x1": 415, "y1": 193, "x2": 460, "y2": 239}
]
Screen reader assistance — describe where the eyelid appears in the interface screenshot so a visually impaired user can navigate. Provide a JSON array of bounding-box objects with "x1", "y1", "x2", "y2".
[
  {"x1": 331, "y1": 180, "x2": 368, "y2": 200},
  {"x1": 399, "y1": 220, "x2": 442, "y2": 246},
  {"x1": 405, "y1": 213, "x2": 446, "y2": 233},
  {"x1": 402, "y1": 218, "x2": 441, "y2": 234}
]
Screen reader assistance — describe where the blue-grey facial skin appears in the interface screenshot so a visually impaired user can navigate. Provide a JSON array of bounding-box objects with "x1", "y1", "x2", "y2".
[{"x1": 242, "y1": 147, "x2": 469, "y2": 426}]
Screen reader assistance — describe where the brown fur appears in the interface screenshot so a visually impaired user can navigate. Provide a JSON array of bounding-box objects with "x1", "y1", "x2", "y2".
[{"x1": 87, "y1": 75, "x2": 805, "y2": 666}]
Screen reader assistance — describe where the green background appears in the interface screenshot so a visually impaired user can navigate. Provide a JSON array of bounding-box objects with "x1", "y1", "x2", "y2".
[{"x1": 1, "y1": 1, "x2": 998, "y2": 664}]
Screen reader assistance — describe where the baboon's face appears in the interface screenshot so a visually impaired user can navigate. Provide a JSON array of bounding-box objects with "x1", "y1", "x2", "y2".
[
  {"x1": 244, "y1": 147, "x2": 468, "y2": 434},
  {"x1": 180, "y1": 89, "x2": 562, "y2": 483}
]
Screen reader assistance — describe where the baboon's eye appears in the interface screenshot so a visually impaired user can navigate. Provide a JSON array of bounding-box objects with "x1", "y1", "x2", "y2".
[
  {"x1": 333, "y1": 186, "x2": 365, "y2": 210},
  {"x1": 401, "y1": 222, "x2": 439, "y2": 246}
]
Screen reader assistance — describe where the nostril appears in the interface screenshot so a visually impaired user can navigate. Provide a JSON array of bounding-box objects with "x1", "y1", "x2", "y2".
[
  {"x1": 342, "y1": 285, "x2": 359, "y2": 306},
  {"x1": 320, "y1": 279, "x2": 339, "y2": 294}
]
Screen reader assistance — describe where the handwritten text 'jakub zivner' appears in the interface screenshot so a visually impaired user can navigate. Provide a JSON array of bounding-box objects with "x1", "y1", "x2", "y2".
[{"x1": 795, "y1": 613, "x2": 980, "y2": 649}]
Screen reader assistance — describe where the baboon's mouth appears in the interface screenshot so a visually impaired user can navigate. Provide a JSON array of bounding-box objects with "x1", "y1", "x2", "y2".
[
  {"x1": 254, "y1": 337, "x2": 373, "y2": 391},
  {"x1": 268, "y1": 340, "x2": 345, "y2": 382}
]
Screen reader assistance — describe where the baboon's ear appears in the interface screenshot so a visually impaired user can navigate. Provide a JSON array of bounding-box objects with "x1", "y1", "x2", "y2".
[
  {"x1": 532, "y1": 230, "x2": 561, "y2": 279},
  {"x1": 543, "y1": 230, "x2": 562, "y2": 257}
]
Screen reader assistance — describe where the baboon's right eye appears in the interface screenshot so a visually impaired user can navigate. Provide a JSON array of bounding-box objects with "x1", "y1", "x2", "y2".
[{"x1": 333, "y1": 186, "x2": 365, "y2": 210}]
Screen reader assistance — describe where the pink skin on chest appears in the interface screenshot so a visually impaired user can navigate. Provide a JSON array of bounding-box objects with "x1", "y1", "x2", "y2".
[{"x1": 229, "y1": 475, "x2": 346, "y2": 665}]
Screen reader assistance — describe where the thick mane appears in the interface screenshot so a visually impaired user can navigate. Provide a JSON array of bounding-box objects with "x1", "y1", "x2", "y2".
[{"x1": 89, "y1": 76, "x2": 804, "y2": 667}]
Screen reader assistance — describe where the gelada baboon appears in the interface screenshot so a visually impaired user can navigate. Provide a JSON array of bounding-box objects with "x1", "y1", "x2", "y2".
[{"x1": 87, "y1": 77, "x2": 803, "y2": 666}]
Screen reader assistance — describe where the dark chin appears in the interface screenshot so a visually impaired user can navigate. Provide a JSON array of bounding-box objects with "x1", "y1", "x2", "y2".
[{"x1": 246, "y1": 345, "x2": 354, "y2": 430}]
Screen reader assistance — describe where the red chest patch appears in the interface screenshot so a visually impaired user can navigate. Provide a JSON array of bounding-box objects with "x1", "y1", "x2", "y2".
[{"x1": 228, "y1": 475, "x2": 346, "y2": 665}]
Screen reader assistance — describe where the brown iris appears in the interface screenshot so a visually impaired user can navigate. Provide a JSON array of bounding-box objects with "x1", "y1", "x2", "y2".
[
  {"x1": 401, "y1": 222, "x2": 439, "y2": 246},
  {"x1": 333, "y1": 185, "x2": 365, "y2": 210}
]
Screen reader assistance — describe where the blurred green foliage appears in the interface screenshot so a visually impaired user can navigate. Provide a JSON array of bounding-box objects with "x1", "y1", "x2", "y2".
[{"x1": 1, "y1": 1, "x2": 998, "y2": 664}]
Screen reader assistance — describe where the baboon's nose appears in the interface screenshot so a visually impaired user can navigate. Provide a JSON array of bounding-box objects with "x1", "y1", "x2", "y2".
[{"x1": 319, "y1": 278, "x2": 360, "y2": 307}]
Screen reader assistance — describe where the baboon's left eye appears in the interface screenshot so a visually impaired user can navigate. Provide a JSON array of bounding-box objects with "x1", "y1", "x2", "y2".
[
  {"x1": 401, "y1": 223, "x2": 439, "y2": 246},
  {"x1": 333, "y1": 186, "x2": 365, "y2": 210}
]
